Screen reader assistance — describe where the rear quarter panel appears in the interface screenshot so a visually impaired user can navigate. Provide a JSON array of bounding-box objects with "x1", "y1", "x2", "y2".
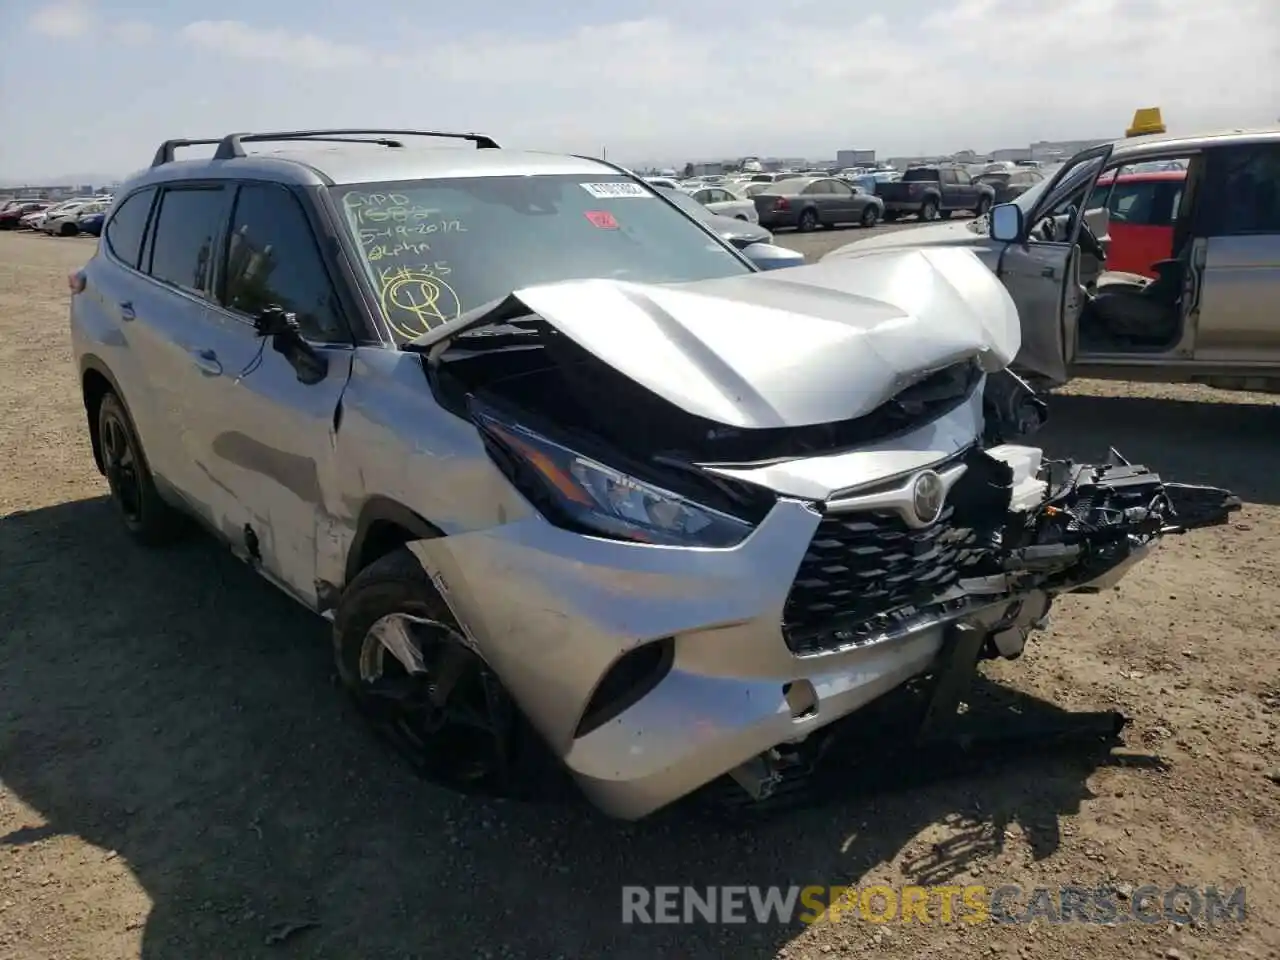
[{"x1": 72, "y1": 254, "x2": 164, "y2": 463}]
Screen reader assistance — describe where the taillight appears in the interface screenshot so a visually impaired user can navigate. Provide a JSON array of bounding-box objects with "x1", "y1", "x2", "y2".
[
  {"x1": 68, "y1": 270, "x2": 86, "y2": 295},
  {"x1": 774, "y1": 197, "x2": 791, "y2": 211}
]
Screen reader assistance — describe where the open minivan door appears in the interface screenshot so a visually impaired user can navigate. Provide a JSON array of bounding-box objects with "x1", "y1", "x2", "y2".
[{"x1": 990, "y1": 143, "x2": 1115, "y2": 385}]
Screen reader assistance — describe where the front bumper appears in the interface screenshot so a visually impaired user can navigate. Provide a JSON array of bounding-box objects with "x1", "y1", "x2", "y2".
[{"x1": 406, "y1": 442, "x2": 1049, "y2": 820}]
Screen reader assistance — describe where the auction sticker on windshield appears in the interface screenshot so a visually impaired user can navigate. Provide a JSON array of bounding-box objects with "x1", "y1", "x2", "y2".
[
  {"x1": 580, "y1": 182, "x2": 651, "y2": 199},
  {"x1": 584, "y1": 210, "x2": 619, "y2": 229}
]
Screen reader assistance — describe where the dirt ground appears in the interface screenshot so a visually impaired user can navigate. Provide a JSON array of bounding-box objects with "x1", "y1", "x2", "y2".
[{"x1": 1, "y1": 229, "x2": 1278, "y2": 960}]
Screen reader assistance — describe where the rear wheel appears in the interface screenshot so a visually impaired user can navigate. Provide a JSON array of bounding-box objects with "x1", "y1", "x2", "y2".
[
  {"x1": 97, "y1": 391, "x2": 185, "y2": 545},
  {"x1": 975, "y1": 195, "x2": 992, "y2": 216},
  {"x1": 919, "y1": 198, "x2": 940, "y2": 221},
  {"x1": 333, "y1": 548, "x2": 559, "y2": 800},
  {"x1": 798, "y1": 208, "x2": 820, "y2": 232},
  {"x1": 860, "y1": 205, "x2": 880, "y2": 228},
  {"x1": 59, "y1": 222, "x2": 77, "y2": 237}
]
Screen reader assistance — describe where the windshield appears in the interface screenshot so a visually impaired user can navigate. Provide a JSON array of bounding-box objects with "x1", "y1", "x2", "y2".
[{"x1": 330, "y1": 175, "x2": 749, "y2": 343}]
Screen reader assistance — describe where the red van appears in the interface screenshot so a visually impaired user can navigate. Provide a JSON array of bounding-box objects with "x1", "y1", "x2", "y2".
[{"x1": 1089, "y1": 169, "x2": 1186, "y2": 278}]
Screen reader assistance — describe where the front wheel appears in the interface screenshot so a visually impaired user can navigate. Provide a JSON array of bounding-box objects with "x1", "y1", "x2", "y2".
[
  {"x1": 333, "y1": 548, "x2": 558, "y2": 800},
  {"x1": 919, "y1": 198, "x2": 940, "y2": 222},
  {"x1": 59, "y1": 222, "x2": 77, "y2": 237},
  {"x1": 860, "y1": 205, "x2": 880, "y2": 228}
]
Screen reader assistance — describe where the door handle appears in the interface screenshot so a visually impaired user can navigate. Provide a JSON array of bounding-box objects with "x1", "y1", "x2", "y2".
[
  {"x1": 1041, "y1": 266, "x2": 1056, "y2": 278},
  {"x1": 119, "y1": 301, "x2": 135, "y2": 321},
  {"x1": 190, "y1": 347, "x2": 223, "y2": 377}
]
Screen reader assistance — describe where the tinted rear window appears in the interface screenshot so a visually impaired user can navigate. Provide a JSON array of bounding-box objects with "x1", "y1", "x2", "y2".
[
  {"x1": 103, "y1": 188, "x2": 156, "y2": 269},
  {"x1": 148, "y1": 187, "x2": 225, "y2": 296},
  {"x1": 901, "y1": 169, "x2": 937, "y2": 181},
  {"x1": 760, "y1": 180, "x2": 807, "y2": 194},
  {"x1": 330, "y1": 175, "x2": 749, "y2": 343}
]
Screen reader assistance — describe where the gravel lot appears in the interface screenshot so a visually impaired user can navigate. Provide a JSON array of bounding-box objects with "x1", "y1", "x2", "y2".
[{"x1": 2, "y1": 228, "x2": 1278, "y2": 960}]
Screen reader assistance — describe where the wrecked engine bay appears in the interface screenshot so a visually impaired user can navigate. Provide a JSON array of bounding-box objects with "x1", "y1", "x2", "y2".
[
  {"x1": 405, "y1": 257, "x2": 1241, "y2": 814},
  {"x1": 425, "y1": 309, "x2": 1239, "y2": 644}
]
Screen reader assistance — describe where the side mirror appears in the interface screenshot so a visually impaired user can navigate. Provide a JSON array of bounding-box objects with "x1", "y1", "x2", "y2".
[
  {"x1": 989, "y1": 203, "x2": 1024, "y2": 242},
  {"x1": 741, "y1": 242, "x2": 806, "y2": 271},
  {"x1": 253, "y1": 306, "x2": 329, "y2": 384}
]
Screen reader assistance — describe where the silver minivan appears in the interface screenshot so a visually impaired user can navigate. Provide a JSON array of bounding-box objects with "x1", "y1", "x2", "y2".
[{"x1": 826, "y1": 128, "x2": 1280, "y2": 390}]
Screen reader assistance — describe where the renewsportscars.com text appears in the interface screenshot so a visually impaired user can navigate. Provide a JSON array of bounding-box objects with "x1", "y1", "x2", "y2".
[{"x1": 621, "y1": 884, "x2": 1247, "y2": 926}]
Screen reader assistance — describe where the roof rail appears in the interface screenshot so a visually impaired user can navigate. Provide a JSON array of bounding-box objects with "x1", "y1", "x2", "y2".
[
  {"x1": 211, "y1": 128, "x2": 500, "y2": 161},
  {"x1": 150, "y1": 138, "x2": 224, "y2": 168}
]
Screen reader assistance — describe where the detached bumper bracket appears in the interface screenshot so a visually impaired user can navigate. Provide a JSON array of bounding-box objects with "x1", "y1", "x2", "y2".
[{"x1": 916, "y1": 621, "x2": 1127, "y2": 748}]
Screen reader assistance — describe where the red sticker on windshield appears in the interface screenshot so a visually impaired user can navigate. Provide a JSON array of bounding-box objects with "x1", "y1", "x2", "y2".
[{"x1": 584, "y1": 210, "x2": 619, "y2": 229}]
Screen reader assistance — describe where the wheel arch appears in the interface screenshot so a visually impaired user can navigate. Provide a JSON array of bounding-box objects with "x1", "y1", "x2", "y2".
[
  {"x1": 343, "y1": 496, "x2": 447, "y2": 589},
  {"x1": 79, "y1": 356, "x2": 126, "y2": 475}
]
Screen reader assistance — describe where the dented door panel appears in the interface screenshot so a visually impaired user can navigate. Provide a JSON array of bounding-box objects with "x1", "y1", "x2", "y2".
[{"x1": 188, "y1": 307, "x2": 355, "y2": 607}]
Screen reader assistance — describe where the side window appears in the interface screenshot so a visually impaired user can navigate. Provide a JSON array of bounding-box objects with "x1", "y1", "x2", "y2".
[
  {"x1": 828, "y1": 181, "x2": 854, "y2": 196},
  {"x1": 940, "y1": 169, "x2": 957, "y2": 185},
  {"x1": 800, "y1": 181, "x2": 824, "y2": 195},
  {"x1": 1109, "y1": 182, "x2": 1158, "y2": 223},
  {"x1": 694, "y1": 189, "x2": 712, "y2": 202},
  {"x1": 103, "y1": 187, "x2": 156, "y2": 269},
  {"x1": 147, "y1": 187, "x2": 225, "y2": 296},
  {"x1": 220, "y1": 183, "x2": 346, "y2": 342},
  {"x1": 1205, "y1": 144, "x2": 1280, "y2": 236},
  {"x1": 954, "y1": 169, "x2": 972, "y2": 185}
]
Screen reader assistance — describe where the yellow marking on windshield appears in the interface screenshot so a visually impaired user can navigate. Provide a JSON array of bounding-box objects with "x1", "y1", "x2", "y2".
[{"x1": 376, "y1": 264, "x2": 462, "y2": 340}]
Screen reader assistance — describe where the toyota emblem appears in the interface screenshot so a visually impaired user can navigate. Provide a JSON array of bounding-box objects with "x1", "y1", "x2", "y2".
[{"x1": 909, "y1": 470, "x2": 946, "y2": 526}]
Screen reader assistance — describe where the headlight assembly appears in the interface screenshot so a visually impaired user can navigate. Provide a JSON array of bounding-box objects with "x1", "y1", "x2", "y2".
[{"x1": 477, "y1": 412, "x2": 754, "y2": 548}]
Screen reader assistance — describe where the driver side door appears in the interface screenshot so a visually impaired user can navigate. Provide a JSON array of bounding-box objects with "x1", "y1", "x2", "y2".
[{"x1": 996, "y1": 144, "x2": 1113, "y2": 383}]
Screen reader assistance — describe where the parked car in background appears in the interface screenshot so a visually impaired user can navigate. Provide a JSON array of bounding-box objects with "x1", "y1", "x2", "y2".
[
  {"x1": 875, "y1": 165, "x2": 996, "y2": 222},
  {"x1": 976, "y1": 167, "x2": 1045, "y2": 204},
  {"x1": 1086, "y1": 169, "x2": 1185, "y2": 278},
  {"x1": 42, "y1": 199, "x2": 108, "y2": 236},
  {"x1": 77, "y1": 210, "x2": 106, "y2": 237},
  {"x1": 823, "y1": 126, "x2": 1280, "y2": 391},
  {"x1": 655, "y1": 186, "x2": 803, "y2": 266},
  {"x1": 0, "y1": 199, "x2": 51, "y2": 229},
  {"x1": 643, "y1": 176, "x2": 684, "y2": 191},
  {"x1": 838, "y1": 173, "x2": 879, "y2": 194},
  {"x1": 752, "y1": 176, "x2": 885, "y2": 231},
  {"x1": 688, "y1": 184, "x2": 759, "y2": 223}
]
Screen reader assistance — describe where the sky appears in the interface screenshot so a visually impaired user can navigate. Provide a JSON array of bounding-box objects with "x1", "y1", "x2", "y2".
[{"x1": 2, "y1": 0, "x2": 1278, "y2": 181}]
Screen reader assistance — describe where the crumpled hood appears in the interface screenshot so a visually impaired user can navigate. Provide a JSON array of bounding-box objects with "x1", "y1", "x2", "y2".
[
  {"x1": 420, "y1": 246, "x2": 1022, "y2": 429},
  {"x1": 822, "y1": 220, "x2": 996, "y2": 260}
]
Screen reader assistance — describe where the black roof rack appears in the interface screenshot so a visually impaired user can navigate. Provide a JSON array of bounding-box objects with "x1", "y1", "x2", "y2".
[
  {"x1": 213, "y1": 129, "x2": 499, "y2": 161},
  {"x1": 150, "y1": 138, "x2": 224, "y2": 168},
  {"x1": 150, "y1": 129, "x2": 500, "y2": 169}
]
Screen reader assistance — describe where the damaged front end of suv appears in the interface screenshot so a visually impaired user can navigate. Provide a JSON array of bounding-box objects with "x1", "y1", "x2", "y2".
[{"x1": 396, "y1": 247, "x2": 1238, "y2": 820}]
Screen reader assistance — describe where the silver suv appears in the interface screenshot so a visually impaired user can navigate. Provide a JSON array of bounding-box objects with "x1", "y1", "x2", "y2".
[{"x1": 71, "y1": 128, "x2": 1239, "y2": 820}]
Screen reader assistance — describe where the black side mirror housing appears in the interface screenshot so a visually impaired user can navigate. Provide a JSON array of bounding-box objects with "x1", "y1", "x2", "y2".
[{"x1": 254, "y1": 306, "x2": 329, "y2": 385}]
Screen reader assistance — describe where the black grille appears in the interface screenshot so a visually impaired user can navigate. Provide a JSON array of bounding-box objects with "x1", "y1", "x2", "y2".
[{"x1": 782, "y1": 506, "x2": 982, "y2": 656}]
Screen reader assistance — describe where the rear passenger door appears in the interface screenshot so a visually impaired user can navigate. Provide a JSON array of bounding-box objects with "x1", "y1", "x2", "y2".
[
  {"x1": 1194, "y1": 143, "x2": 1280, "y2": 364},
  {"x1": 122, "y1": 183, "x2": 233, "y2": 521},
  {"x1": 194, "y1": 181, "x2": 356, "y2": 607}
]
